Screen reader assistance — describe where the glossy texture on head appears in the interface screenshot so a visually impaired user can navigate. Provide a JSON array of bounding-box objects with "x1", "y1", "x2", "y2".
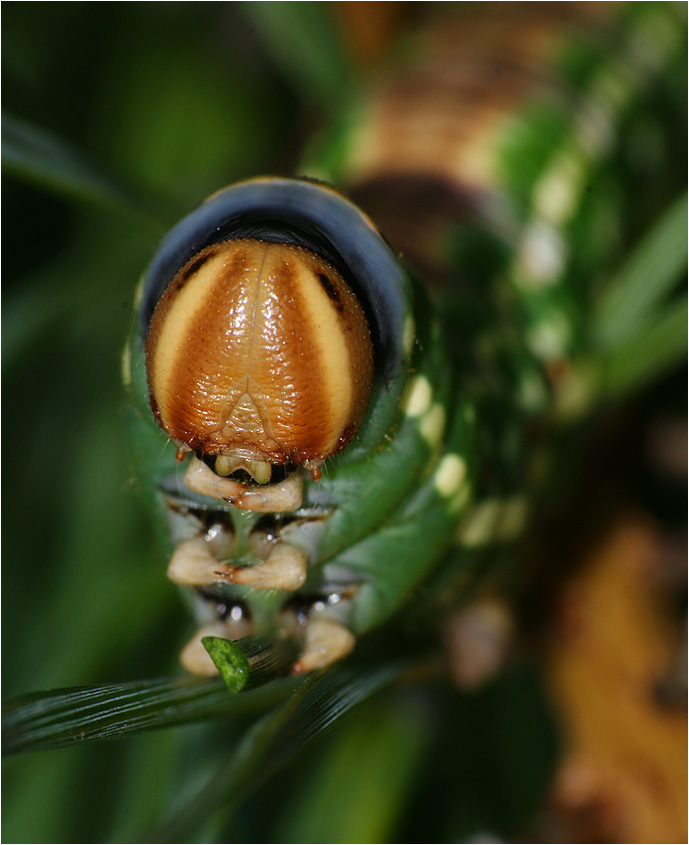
[{"x1": 145, "y1": 238, "x2": 374, "y2": 466}]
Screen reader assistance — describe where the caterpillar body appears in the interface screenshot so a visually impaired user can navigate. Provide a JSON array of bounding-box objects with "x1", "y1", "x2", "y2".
[{"x1": 125, "y1": 3, "x2": 685, "y2": 676}]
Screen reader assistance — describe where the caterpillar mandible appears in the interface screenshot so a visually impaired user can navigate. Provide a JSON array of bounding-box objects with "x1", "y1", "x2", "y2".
[{"x1": 124, "y1": 2, "x2": 684, "y2": 678}]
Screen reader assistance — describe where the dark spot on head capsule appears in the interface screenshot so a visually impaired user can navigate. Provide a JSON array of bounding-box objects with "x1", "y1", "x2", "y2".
[
  {"x1": 178, "y1": 249, "x2": 216, "y2": 284},
  {"x1": 317, "y1": 272, "x2": 344, "y2": 312}
]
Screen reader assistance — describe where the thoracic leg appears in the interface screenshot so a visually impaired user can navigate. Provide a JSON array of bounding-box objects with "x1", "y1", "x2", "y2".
[
  {"x1": 167, "y1": 535, "x2": 308, "y2": 591},
  {"x1": 292, "y1": 618, "x2": 356, "y2": 674}
]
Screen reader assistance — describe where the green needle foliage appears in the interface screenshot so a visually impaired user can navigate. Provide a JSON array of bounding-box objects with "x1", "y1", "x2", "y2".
[
  {"x1": 592, "y1": 193, "x2": 687, "y2": 398},
  {"x1": 3, "y1": 637, "x2": 301, "y2": 756}
]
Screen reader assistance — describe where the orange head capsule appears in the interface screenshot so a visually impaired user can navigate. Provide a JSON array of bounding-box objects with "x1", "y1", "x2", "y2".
[{"x1": 145, "y1": 238, "x2": 374, "y2": 476}]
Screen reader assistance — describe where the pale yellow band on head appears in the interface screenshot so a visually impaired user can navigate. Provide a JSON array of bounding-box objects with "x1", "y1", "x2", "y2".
[
  {"x1": 149, "y1": 248, "x2": 253, "y2": 428},
  {"x1": 293, "y1": 263, "x2": 354, "y2": 456}
]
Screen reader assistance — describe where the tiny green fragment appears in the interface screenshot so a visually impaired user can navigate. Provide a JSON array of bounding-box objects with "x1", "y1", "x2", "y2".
[{"x1": 202, "y1": 637, "x2": 251, "y2": 694}]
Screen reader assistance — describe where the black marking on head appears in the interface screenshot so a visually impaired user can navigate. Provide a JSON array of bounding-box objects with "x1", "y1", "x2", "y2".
[
  {"x1": 180, "y1": 250, "x2": 216, "y2": 283},
  {"x1": 317, "y1": 272, "x2": 344, "y2": 311}
]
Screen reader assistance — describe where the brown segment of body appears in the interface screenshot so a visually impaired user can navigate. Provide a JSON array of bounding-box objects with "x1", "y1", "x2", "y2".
[
  {"x1": 341, "y1": 3, "x2": 610, "y2": 287},
  {"x1": 344, "y1": 3, "x2": 609, "y2": 189},
  {"x1": 145, "y1": 238, "x2": 373, "y2": 465}
]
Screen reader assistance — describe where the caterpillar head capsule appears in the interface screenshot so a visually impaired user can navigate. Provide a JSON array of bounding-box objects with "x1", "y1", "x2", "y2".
[
  {"x1": 139, "y1": 178, "x2": 410, "y2": 505},
  {"x1": 145, "y1": 238, "x2": 374, "y2": 481}
]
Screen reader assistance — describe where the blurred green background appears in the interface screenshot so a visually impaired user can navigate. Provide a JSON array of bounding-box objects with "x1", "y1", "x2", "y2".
[{"x1": 2, "y1": 3, "x2": 685, "y2": 843}]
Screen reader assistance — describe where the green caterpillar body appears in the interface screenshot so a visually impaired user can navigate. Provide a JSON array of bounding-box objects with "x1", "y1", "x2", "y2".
[{"x1": 125, "y1": 3, "x2": 685, "y2": 675}]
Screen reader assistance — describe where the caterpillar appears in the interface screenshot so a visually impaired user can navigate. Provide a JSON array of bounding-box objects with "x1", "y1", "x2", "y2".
[
  {"x1": 3, "y1": 6, "x2": 685, "y2": 843},
  {"x1": 124, "y1": 2, "x2": 685, "y2": 679}
]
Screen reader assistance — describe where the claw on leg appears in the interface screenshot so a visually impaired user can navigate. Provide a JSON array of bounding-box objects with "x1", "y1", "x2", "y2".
[
  {"x1": 292, "y1": 618, "x2": 356, "y2": 674},
  {"x1": 219, "y1": 542, "x2": 307, "y2": 590}
]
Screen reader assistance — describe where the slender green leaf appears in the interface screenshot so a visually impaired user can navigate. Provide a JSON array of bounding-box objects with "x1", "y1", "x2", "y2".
[
  {"x1": 2, "y1": 676, "x2": 298, "y2": 757},
  {"x1": 2, "y1": 638, "x2": 300, "y2": 756},
  {"x1": 276, "y1": 695, "x2": 429, "y2": 843},
  {"x1": 244, "y1": 2, "x2": 351, "y2": 107},
  {"x1": 2, "y1": 113, "x2": 166, "y2": 230},
  {"x1": 146, "y1": 681, "x2": 306, "y2": 843},
  {"x1": 593, "y1": 193, "x2": 688, "y2": 350},
  {"x1": 146, "y1": 661, "x2": 410, "y2": 842},
  {"x1": 259, "y1": 661, "x2": 408, "y2": 780},
  {"x1": 600, "y1": 295, "x2": 687, "y2": 398}
]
